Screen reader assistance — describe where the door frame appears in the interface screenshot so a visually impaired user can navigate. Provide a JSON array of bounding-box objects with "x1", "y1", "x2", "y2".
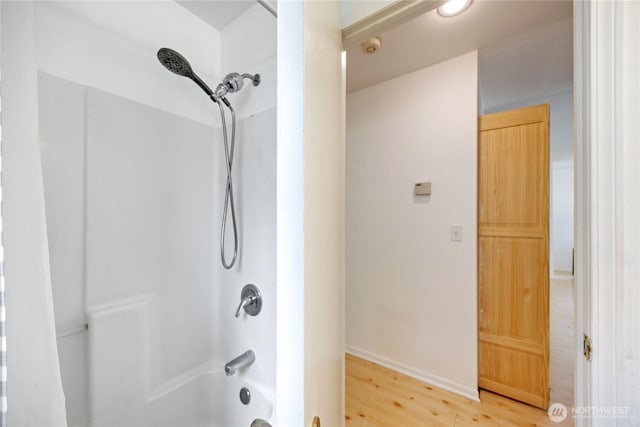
[
  {"x1": 573, "y1": 1, "x2": 590, "y2": 423},
  {"x1": 575, "y1": 1, "x2": 640, "y2": 425}
]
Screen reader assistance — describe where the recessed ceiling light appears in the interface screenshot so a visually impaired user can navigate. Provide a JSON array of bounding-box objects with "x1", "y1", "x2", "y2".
[{"x1": 437, "y1": 0, "x2": 473, "y2": 17}]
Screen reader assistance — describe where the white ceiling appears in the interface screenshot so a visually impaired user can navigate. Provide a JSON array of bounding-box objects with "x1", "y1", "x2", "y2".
[
  {"x1": 345, "y1": 0, "x2": 573, "y2": 99},
  {"x1": 177, "y1": 1, "x2": 255, "y2": 31}
]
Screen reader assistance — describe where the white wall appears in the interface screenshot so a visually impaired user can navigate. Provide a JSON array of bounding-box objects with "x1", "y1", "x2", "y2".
[
  {"x1": 85, "y1": 87, "x2": 216, "y2": 384},
  {"x1": 34, "y1": 1, "x2": 221, "y2": 126},
  {"x1": 39, "y1": 73, "x2": 86, "y2": 336},
  {"x1": 222, "y1": 3, "x2": 277, "y2": 121},
  {"x1": 552, "y1": 161, "x2": 574, "y2": 274},
  {"x1": 276, "y1": 1, "x2": 345, "y2": 425},
  {"x1": 217, "y1": 1, "x2": 277, "y2": 398},
  {"x1": 213, "y1": 107, "x2": 277, "y2": 394},
  {"x1": 38, "y1": 72, "x2": 90, "y2": 426},
  {"x1": 38, "y1": 73, "x2": 218, "y2": 425},
  {"x1": 275, "y1": 2, "x2": 305, "y2": 424},
  {"x1": 303, "y1": 1, "x2": 345, "y2": 425},
  {"x1": 346, "y1": 51, "x2": 479, "y2": 400}
]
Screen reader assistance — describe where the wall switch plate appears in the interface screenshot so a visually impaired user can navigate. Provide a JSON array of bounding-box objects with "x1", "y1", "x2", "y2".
[
  {"x1": 451, "y1": 225, "x2": 463, "y2": 242},
  {"x1": 414, "y1": 182, "x2": 431, "y2": 196}
]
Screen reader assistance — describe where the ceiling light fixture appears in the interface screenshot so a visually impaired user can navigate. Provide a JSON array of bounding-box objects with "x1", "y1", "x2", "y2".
[{"x1": 437, "y1": 0, "x2": 473, "y2": 17}]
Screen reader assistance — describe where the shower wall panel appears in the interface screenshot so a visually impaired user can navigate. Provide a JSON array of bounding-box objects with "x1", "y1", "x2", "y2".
[
  {"x1": 34, "y1": 1, "x2": 221, "y2": 127},
  {"x1": 39, "y1": 72, "x2": 220, "y2": 424},
  {"x1": 39, "y1": 72, "x2": 90, "y2": 427},
  {"x1": 215, "y1": 108, "x2": 276, "y2": 390},
  {"x1": 217, "y1": 2, "x2": 277, "y2": 397},
  {"x1": 85, "y1": 87, "x2": 217, "y2": 398}
]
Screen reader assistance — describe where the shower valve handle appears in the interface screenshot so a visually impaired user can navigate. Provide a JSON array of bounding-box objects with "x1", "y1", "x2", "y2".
[
  {"x1": 235, "y1": 295, "x2": 256, "y2": 317},
  {"x1": 235, "y1": 284, "x2": 262, "y2": 318}
]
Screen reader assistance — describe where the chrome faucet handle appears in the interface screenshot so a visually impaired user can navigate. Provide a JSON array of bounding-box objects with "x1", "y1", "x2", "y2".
[
  {"x1": 234, "y1": 295, "x2": 255, "y2": 317},
  {"x1": 235, "y1": 284, "x2": 262, "y2": 318}
]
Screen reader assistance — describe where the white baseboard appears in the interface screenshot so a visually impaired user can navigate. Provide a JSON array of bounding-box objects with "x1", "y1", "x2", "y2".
[
  {"x1": 346, "y1": 345, "x2": 480, "y2": 402},
  {"x1": 552, "y1": 270, "x2": 574, "y2": 278}
]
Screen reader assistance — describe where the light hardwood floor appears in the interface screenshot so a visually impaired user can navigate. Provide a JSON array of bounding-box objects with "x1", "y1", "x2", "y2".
[
  {"x1": 345, "y1": 277, "x2": 575, "y2": 426},
  {"x1": 346, "y1": 353, "x2": 573, "y2": 426},
  {"x1": 550, "y1": 277, "x2": 574, "y2": 406}
]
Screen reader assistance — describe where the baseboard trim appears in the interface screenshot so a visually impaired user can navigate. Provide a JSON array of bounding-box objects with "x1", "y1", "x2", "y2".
[
  {"x1": 346, "y1": 345, "x2": 480, "y2": 402},
  {"x1": 551, "y1": 273, "x2": 575, "y2": 281}
]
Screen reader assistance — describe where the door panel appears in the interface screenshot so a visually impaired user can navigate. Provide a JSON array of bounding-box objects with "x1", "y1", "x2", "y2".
[
  {"x1": 478, "y1": 104, "x2": 550, "y2": 409},
  {"x1": 479, "y1": 237, "x2": 547, "y2": 340},
  {"x1": 479, "y1": 123, "x2": 546, "y2": 230}
]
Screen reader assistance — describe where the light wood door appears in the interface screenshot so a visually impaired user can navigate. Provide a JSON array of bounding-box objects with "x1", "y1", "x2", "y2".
[{"x1": 478, "y1": 104, "x2": 550, "y2": 409}]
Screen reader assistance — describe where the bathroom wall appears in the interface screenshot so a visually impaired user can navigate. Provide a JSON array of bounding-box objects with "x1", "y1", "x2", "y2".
[
  {"x1": 38, "y1": 1, "x2": 277, "y2": 424},
  {"x1": 39, "y1": 72, "x2": 217, "y2": 425},
  {"x1": 216, "y1": 2, "x2": 277, "y2": 393},
  {"x1": 86, "y1": 85, "x2": 216, "y2": 426},
  {"x1": 34, "y1": 2, "x2": 224, "y2": 424},
  {"x1": 346, "y1": 51, "x2": 479, "y2": 399},
  {"x1": 38, "y1": 73, "x2": 90, "y2": 426},
  {"x1": 34, "y1": 1, "x2": 221, "y2": 126},
  {"x1": 36, "y1": 1, "x2": 276, "y2": 424}
]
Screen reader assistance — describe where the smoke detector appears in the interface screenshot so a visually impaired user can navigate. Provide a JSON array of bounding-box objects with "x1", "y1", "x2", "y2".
[{"x1": 361, "y1": 36, "x2": 381, "y2": 54}]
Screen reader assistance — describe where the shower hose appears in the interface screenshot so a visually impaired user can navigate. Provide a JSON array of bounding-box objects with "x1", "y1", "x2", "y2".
[{"x1": 216, "y1": 99, "x2": 238, "y2": 269}]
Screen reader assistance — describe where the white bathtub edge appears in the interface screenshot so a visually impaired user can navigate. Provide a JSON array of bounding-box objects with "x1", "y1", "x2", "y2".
[{"x1": 147, "y1": 360, "x2": 219, "y2": 402}]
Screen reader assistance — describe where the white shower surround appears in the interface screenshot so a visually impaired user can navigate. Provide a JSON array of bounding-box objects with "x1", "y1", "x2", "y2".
[{"x1": 36, "y1": 1, "x2": 276, "y2": 425}]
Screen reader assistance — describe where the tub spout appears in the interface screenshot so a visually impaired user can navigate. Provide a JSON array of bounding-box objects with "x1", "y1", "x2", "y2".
[{"x1": 225, "y1": 350, "x2": 255, "y2": 376}]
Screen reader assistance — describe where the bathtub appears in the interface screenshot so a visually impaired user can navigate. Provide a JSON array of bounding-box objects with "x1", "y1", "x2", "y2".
[
  {"x1": 146, "y1": 367, "x2": 273, "y2": 427},
  {"x1": 90, "y1": 356, "x2": 273, "y2": 427},
  {"x1": 89, "y1": 300, "x2": 273, "y2": 427}
]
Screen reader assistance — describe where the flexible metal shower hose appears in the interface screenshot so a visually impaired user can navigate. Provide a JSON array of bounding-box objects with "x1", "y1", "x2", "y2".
[{"x1": 216, "y1": 100, "x2": 238, "y2": 269}]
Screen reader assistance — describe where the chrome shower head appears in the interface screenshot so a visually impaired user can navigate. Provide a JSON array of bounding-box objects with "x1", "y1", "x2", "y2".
[{"x1": 157, "y1": 47, "x2": 214, "y2": 97}]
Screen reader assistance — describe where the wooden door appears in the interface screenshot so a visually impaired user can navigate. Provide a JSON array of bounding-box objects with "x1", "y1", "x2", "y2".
[{"x1": 478, "y1": 104, "x2": 550, "y2": 409}]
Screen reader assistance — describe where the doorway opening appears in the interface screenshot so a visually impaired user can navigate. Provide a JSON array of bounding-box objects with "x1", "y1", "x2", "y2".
[
  {"x1": 344, "y1": 0, "x2": 574, "y2": 424},
  {"x1": 478, "y1": 14, "x2": 574, "y2": 409}
]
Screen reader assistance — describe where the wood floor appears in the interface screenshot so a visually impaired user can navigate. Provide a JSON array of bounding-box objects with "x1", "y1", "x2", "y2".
[
  {"x1": 345, "y1": 353, "x2": 572, "y2": 427},
  {"x1": 345, "y1": 277, "x2": 575, "y2": 426},
  {"x1": 550, "y1": 277, "x2": 574, "y2": 406}
]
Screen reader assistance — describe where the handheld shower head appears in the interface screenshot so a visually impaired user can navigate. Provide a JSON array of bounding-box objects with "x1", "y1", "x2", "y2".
[
  {"x1": 157, "y1": 48, "x2": 192, "y2": 77},
  {"x1": 157, "y1": 47, "x2": 214, "y2": 97},
  {"x1": 157, "y1": 48, "x2": 262, "y2": 270}
]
